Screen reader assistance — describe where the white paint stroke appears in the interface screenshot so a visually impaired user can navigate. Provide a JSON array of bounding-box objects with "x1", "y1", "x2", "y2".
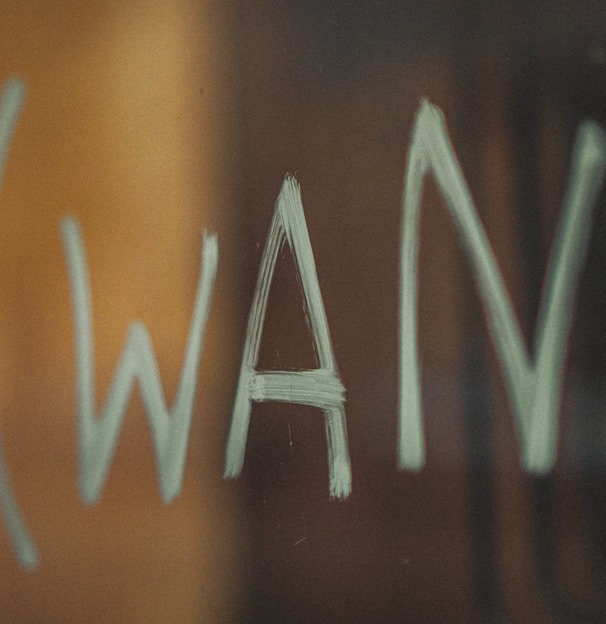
[
  {"x1": 0, "y1": 77, "x2": 25, "y2": 188},
  {"x1": 400, "y1": 99, "x2": 606, "y2": 473},
  {"x1": 223, "y1": 176, "x2": 351, "y2": 499},
  {"x1": 0, "y1": 77, "x2": 38, "y2": 570},
  {"x1": 61, "y1": 217, "x2": 218, "y2": 504},
  {"x1": 0, "y1": 431, "x2": 38, "y2": 570}
]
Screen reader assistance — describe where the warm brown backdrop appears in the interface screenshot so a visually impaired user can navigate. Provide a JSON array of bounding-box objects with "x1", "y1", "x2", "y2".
[{"x1": 0, "y1": 2, "x2": 245, "y2": 622}]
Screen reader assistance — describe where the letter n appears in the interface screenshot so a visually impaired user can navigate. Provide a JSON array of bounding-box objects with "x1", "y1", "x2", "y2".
[{"x1": 223, "y1": 177, "x2": 351, "y2": 499}]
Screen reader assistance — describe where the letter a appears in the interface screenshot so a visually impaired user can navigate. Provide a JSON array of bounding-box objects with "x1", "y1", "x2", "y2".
[{"x1": 223, "y1": 177, "x2": 351, "y2": 499}]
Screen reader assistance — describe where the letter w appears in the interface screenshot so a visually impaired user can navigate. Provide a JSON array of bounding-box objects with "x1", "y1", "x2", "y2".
[
  {"x1": 400, "y1": 100, "x2": 606, "y2": 473},
  {"x1": 61, "y1": 218, "x2": 218, "y2": 504}
]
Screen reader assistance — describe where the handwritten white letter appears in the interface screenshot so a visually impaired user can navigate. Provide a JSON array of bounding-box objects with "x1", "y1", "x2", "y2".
[
  {"x1": 223, "y1": 177, "x2": 351, "y2": 499},
  {"x1": 0, "y1": 77, "x2": 39, "y2": 569},
  {"x1": 61, "y1": 218, "x2": 218, "y2": 504},
  {"x1": 400, "y1": 100, "x2": 606, "y2": 473}
]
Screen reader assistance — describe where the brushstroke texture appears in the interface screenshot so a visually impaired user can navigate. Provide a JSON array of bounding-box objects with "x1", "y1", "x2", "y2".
[{"x1": 224, "y1": 177, "x2": 351, "y2": 499}]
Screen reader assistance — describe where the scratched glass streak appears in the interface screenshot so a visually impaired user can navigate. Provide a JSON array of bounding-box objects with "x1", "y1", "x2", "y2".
[{"x1": 400, "y1": 100, "x2": 606, "y2": 474}]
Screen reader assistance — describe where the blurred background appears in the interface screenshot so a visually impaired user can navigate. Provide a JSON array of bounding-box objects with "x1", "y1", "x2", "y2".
[{"x1": 2, "y1": 1, "x2": 606, "y2": 622}]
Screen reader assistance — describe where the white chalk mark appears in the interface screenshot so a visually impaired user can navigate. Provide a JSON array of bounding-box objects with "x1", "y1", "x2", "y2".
[
  {"x1": 0, "y1": 432, "x2": 38, "y2": 569},
  {"x1": 223, "y1": 176, "x2": 351, "y2": 499},
  {"x1": 0, "y1": 77, "x2": 39, "y2": 570},
  {"x1": 400, "y1": 99, "x2": 606, "y2": 473},
  {"x1": 61, "y1": 218, "x2": 218, "y2": 504}
]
